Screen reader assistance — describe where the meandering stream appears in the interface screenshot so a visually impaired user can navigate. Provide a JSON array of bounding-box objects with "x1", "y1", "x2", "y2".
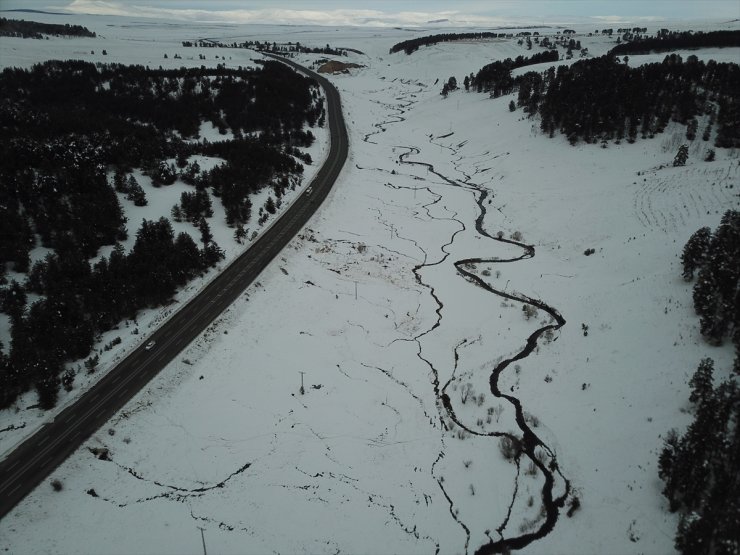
[{"x1": 361, "y1": 77, "x2": 572, "y2": 553}]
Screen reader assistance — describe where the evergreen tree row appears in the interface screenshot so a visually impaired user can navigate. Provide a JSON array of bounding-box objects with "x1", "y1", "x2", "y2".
[
  {"x1": 473, "y1": 53, "x2": 739, "y2": 147},
  {"x1": 610, "y1": 29, "x2": 740, "y2": 56},
  {"x1": 658, "y1": 357, "x2": 739, "y2": 554},
  {"x1": 658, "y1": 210, "x2": 740, "y2": 554},
  {"x1": 0, "y1": 17, "x2": 96, "y2": 38},
  {"x1": 389, "y1": 32, "x2": 510, "y2": 55},
  {"x1": 472, "y1": 50, "x2": 560, "y2": 97},
  {"x1": 181, "y1": 39, "x2": 347, "y2": 57},
  {"x1": 681, "y1": 210, "x2": 740, "y2": 347}
]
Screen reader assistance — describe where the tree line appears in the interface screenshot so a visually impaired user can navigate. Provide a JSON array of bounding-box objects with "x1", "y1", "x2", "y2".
[
  {"x1": 471, "y1": 50, "x2": 560, "y2": 97},
  {"x1": 0, "y1": 59, "x2": 322, "y2": 409},
  {"x1": 610, "y1": 29, "x2": 740, "y2": 56},
  {"x1": 658, "y1": 210, "x2": 739, "y2": 554},
  {"x1": 390, "y1": 32, "x2": 510, "y2": 55},
  {"x1": 470, "y1": 52, "x2": 738, "y2": 148},
  {"x1": 0, "y1": 17, "x2": 96, "y2": 38},
  {"x1": 681, "y1": 210, "x2": 740, "y2": 348},
  {"x1": 181, "y1": 39, "x2": 347, "y2": 57}
]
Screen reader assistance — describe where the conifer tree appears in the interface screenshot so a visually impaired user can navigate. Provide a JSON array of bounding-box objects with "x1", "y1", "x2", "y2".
[
  {"x1": 171, "y1": 204, "x2": 183, "y2": 222},
  {"x1": 689, "y1": 358, "x2": 714, "y2": 405},
  {"x1": 673, "y1": 144, "x2": 689, "y2": 166},
  {"x1": 265, "y1": 196, "x2": 276, "y2": 215},
  {"x1": 681, "y1": 227, "x2": 711, "y2": 280},
  {"x1": 234, "y1": 224, "x2": 247, "y2": 243},
  {"x1": 198, "y1": 217, "x2": 213, "y2": 246},
  {"x1": 126, "y1": 176, "x2": 147, "y2": 206}
]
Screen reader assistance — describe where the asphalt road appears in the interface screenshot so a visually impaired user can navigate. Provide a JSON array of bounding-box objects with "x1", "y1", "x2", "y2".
[{"x1": 0, "y1": 55, "x2": 348, "y2": 520}]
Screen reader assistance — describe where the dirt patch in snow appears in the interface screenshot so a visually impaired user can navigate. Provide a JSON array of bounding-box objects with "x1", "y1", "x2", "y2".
[{"x1": 317, "y1": 61, "x2": 364, "y2": 74}]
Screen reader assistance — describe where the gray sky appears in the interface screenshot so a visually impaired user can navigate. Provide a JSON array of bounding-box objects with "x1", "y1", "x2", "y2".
[{"x1": 2, "y1": 0, "x2": 739, "y2": 26}]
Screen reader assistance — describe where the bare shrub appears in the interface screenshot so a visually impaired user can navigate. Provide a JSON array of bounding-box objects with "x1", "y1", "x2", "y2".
[
  {"x1": 567, "y1": 495, "x2": 581, "y2": 517},
  {"x1": 488, "y1": 404, "x2": 504, "y2": 422},
  {"x1": 524, "y1": 412, "x2": 540, "y2": 427},
  {"x1": 522, "y1": 304, "x2": 538, "y2": 320},
  {"x1": 460, "y1": 382, "x2": 474, "y2": 404},
  {"x1": 89, "y1": 447, "x2": 110, "y2": 461},
  {"x1": 85, "y1": 354, "x2": 100, "y2": 374},
  {"x1": 519, "y1": 517, "x2": 538, "y2": 533},
  {"x1": 62, "y1": 369, "x2": 75, "y2": 392},
  {"x1": 499, "y1": 435, "x2": 521, "y2": 461}
]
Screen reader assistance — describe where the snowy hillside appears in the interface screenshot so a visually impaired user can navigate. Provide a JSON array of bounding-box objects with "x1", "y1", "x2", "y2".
[{"x1": 1, "y1": 13, "x2": 739, "y2": 555}]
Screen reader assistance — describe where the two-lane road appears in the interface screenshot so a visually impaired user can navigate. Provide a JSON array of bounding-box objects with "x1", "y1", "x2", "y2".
[{"x1": 0, "y1": 55, "x2": 347, "y2": 520}]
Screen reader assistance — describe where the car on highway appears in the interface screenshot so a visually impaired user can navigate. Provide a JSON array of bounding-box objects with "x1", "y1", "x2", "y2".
[
  {"x1": 306, "y1": 186, "x2": 313, "y2": 195},
  {"x1": 145, "y1": 340, "x2": 156, "y2": 350}
]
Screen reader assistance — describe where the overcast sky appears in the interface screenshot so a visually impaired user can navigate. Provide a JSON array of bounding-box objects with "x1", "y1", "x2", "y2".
[{"x1": 2, "y1": 0, "x2": 739, "y2": 26}]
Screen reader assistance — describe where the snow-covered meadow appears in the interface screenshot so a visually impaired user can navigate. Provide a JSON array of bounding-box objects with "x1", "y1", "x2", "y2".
[{"x1": 1, "y1": 12, "x2": 739, "y2": 555}]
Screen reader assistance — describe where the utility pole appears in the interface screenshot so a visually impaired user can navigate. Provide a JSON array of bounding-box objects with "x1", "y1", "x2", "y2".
[
  {"x1": 197, "y1": 527, "x2": 207, "y2": 555},
  {"x1": 354, "y1": 281, "x2": 358, "y2": 300},
  {"x1": 299, "y1": 371, "x2": 305, "y2": 395}
]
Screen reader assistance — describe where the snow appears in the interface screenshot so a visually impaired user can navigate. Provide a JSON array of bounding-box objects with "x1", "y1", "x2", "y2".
[{"x1": 1, "y1": 14, "x2": 739, "y2": 555}]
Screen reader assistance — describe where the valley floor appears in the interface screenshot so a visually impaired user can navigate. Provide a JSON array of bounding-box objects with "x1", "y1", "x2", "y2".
[{"x1": 1, "y1": 16, "x2": 738, "y2": 555}]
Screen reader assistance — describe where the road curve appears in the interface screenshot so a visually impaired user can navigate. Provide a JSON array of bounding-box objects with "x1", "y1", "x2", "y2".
[{"x1": 0, "y1": 55, "x2": 348, "y2": 520}]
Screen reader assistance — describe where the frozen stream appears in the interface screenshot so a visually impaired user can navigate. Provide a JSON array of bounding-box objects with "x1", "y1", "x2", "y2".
[{"x1": 355, "y1": 76, "x2": 572, "y2": 552}]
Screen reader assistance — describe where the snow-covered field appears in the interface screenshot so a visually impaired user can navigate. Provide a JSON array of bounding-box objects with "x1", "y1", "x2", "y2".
[{"x1": 1, "y1": 13, "x2": 739, "y2": 555}]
